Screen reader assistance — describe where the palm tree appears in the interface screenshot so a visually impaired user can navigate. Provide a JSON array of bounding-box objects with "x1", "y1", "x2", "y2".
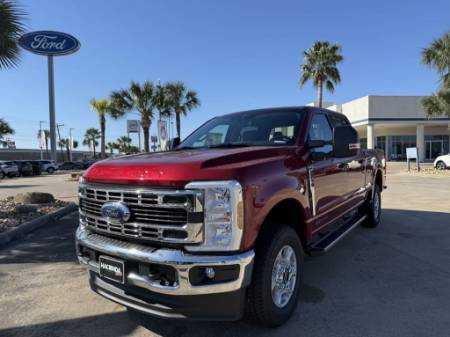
[
  {"x1": 58, "y1": 138, "x2": 79, "y2": 161},
  {"x1": 0, "y1": 0, "x2": 26, "y2": 70},
  {"x1": 421, "y1": 31, "x2": 450, "y2": 118},
  {"x1": 165, "y1": 81, "x2": 200, "y2": 138},
  {"x1": 83, "y1": 128, "x2": 100, "y2": 157},
  {"x1": 116, "y1": 136, "x2": 132, "y2": 153},
  {"x1": 299, "y1": 41, "x2": 344, "y2": 108},
  {"x1": 110, "y1": 81, "x2": 155, "y2": 152},
  {"x1": 90, "y1": 98, "x2": 124, "y2": 159},
  {"x1": 154, "y1": 83, "x2": 171, "y2": 119},
  {"x1": 106, "y1": 141, "x2": 117, "y2": 155},
  {"x1": 0, "y1": 118, "x2": 14, "y2": 146},
  {"x1": 422, "y1": 31, "x2": 450, "y2": 87},
  {"x1": 422, "y1": 89, "x2": 450, "y2": 118}
]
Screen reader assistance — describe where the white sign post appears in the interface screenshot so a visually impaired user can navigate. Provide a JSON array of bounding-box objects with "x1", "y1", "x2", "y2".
[
  {"x1": 158, "y1": 120, "x2": 168, "y2": 151},
  {"x1": 406, "y1": 147, "x2": 420, "y2": 172},
  {"x1": 127, "y1": 120, "x2": 141, "y2": 151}
]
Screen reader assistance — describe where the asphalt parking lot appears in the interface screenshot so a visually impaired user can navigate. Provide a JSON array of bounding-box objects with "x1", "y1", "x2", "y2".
[
  {"x1": 1, "y1": 170, "x2": 450, "y2": 337},
  {"x1": 0, "y1": 173, "x2": 79, "y2": 202}
]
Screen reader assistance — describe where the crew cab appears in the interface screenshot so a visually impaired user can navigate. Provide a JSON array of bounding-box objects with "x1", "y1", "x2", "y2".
[{"x1": 76, "y1": 107, "x2": 385, "y2": 327}]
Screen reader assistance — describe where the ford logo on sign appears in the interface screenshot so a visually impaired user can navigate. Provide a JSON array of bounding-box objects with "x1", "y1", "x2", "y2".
[
  {"x1": 101, "y1": 202, "x2": 130, "y2": 224},
  {"x1": 18, "y1": 31, "x2": 80, "y2": 56}
]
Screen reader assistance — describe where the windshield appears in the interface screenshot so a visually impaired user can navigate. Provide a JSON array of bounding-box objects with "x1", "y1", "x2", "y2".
[{"x1": 178, "y1": 110, "x2": 303, "y2": 149}]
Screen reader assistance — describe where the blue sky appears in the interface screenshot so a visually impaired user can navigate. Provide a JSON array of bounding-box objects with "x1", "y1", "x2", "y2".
[{"x1": 1, "y1": 0, "x2": 449, "y2": 150}]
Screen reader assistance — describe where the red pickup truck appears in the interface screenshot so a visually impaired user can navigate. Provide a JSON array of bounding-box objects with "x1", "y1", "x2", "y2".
[{"x1": 76, "y1": 107, "x2": 385, "y2": 327}]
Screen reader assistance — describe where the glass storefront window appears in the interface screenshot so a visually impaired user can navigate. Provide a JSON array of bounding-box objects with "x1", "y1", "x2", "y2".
[
  {"x1": 375, "y1": 136, "x2": 386, "y2": 152},
  {"x1": 388, "y1": 135, "x2": 416, "y2": 161},
  {"x1": 425, "y1": 135, "x2": 449, "y2": 160}
]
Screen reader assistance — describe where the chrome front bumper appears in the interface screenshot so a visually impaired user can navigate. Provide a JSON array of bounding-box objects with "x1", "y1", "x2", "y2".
[{"x1": 75, "y1": 226, "x2": 255, "y2": 296}]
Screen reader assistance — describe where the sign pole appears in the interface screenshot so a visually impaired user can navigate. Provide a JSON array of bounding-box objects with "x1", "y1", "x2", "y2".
[{"x1": 47, "y1": 55, "x2": 57, "y2": 162}]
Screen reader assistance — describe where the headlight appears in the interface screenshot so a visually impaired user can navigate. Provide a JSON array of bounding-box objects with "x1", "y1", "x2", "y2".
[
  {"x1": 78, "y1": 175, "x2": 86, "y2": 197},
  {"x1": 185, "y1": 180, "x2": 244, "y2": 252}
]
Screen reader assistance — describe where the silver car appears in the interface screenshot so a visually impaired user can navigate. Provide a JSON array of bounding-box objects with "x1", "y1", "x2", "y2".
[
  {"x1": 39, "y1": 160, "x2": 59, "y2": 174},
  {"x1": 0, "y1": 161, "x2": 19, "y2": 179}
]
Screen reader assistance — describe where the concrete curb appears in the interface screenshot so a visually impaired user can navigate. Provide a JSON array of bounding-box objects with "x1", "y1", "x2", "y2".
[{"x1": 0, "y1": 202, "x2": 78, "y2": 248}]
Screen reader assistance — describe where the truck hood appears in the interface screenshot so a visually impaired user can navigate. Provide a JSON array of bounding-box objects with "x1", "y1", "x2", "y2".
[{"x1": 84, "y1": 146, "x2": 293, "y2": 188}]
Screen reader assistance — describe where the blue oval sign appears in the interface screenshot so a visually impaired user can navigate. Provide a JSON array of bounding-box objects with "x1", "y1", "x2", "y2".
[{"x1": 18, "y1": 31, "x2": 80, "y2": 56}]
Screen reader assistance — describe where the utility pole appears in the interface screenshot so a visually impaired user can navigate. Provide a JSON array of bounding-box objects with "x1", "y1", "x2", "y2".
[
  {"x1": 69, "y1": 128, "x2": 75, "y2": 161},
  {"x1": 39, "y1": 121, "x2": 46, "y2": 160},
  {"x1": 56, "y1": 123, "x2": 64, "y2": 162}
]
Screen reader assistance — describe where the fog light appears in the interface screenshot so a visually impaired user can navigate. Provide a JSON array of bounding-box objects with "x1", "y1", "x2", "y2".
[{"x1": 205, "y1": 267, "x2": 215, "y2": 279}]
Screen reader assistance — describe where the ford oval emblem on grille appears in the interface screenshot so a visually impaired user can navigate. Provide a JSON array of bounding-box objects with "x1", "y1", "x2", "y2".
[{"x1": 101, "y1": 202, "x2": 130, "y2": 224}]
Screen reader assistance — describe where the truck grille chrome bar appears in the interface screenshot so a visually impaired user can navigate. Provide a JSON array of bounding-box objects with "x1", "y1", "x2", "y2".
[{"x1": 79, "y1": 183, "x2": 204, "y2": 244}]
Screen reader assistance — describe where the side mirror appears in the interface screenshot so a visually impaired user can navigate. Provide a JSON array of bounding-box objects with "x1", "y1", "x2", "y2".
[
  {"x1": 333, "y1": 125, "x2": 359, "y2": 158},
  {"x1": 307, "y1": 139, "x2": 326, "y2": 148},
  {"x1": 172, "y1": 137, "x2": 181, "y2": 149}
]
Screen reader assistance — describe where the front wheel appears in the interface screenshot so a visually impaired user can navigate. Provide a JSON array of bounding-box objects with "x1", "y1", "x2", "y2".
[
  {"x1": 47, "y1": 167, "x2": 55, "y2": 174},
  {"x1": 436, "y1": 161, "x2": 447, "y2": 170},
  {"x1": 246, "y1": 225, "x2": 303, "y2": 327}
]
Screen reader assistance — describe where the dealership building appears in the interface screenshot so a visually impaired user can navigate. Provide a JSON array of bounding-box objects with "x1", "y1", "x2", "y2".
[{"x1": 323, "y1": 96, "x2": 450, "y2": 161}]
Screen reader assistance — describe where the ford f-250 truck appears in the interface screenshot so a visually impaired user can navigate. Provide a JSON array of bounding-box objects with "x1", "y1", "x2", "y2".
[{"x1": 76, "y1": 107, "x2": 385, "y2": 327}]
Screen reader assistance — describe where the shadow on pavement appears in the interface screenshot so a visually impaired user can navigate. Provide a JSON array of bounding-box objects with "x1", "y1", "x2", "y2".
[
  {"x1": 0, "y1": 311, "x2": 139, "y2": 337},
  {"x1": 0, "y1": 185, "x2": 42, "y2": 189},
  {"x1": 0, "y1": 212, "x2": 79, "y2": 264}
]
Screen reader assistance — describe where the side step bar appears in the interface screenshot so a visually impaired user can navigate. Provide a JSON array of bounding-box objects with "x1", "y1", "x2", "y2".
[{"x1": 307, "y1": 214, "x2": 367, "y2": 255}]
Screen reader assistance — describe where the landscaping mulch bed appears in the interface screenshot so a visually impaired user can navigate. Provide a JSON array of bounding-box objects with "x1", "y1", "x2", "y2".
[{"x1": 0, "y1": 197, "x2": 69, "y2": 233}]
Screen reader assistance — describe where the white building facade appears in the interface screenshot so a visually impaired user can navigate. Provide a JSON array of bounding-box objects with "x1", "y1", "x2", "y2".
[{"x1": 327, "y1": 96, "x2": 450, "y2": 162}]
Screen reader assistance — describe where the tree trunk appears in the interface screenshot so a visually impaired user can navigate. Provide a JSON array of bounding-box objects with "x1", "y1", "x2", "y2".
[
  {"x1": 93, "y1": 141, "x2": 96, "y2": 158},
  {"x1": 100, "y1": 116, "x2": 106, "y2": 158},
  {"x1": 316, "y1": 79, "x2": 323, "y2": 108},
  {"x1": 176, "y1": 108, "x2": 181, "y2": 138}
]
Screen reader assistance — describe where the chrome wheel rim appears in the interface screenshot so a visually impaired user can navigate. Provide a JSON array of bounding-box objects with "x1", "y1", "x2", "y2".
[
  {"x1": 271, "y1": 245, "x2": 297, "y2": 308},
  {"x1": 373, "y1": 191, "x2": 380, "y2": 221},
  {"x1": 437, "y1": 163, "x2": 445, "y2": 170}
]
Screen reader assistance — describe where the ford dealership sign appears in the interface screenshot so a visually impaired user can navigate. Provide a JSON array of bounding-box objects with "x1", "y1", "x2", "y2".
[{"x1": 18, "y1": 31, "x2": 80, "y2": 56}]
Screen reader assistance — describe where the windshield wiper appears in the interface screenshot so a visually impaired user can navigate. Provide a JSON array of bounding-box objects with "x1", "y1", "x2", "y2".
[{"x1": 208, "y1": 143, "x2": 253, "y2": 148}]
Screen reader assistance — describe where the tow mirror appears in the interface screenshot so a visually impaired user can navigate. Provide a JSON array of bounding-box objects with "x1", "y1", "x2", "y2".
[
  {"x1": 172, "y1": 137, "x2": 181, "y2": 149},
  {"x1": 307, "y1": 139, "x2": 326, "y2": 148},
  {"x1": 333, "y1": 125, "x2": 359, "y2": 158}
]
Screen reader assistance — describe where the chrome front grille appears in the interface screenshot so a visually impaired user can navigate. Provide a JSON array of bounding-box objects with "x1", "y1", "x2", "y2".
[{"x1": 79, "y1": 184, "x2": 204, "y2": 244}]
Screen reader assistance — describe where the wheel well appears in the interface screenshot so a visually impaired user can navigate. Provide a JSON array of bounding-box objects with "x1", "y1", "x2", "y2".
[
  {"x1": 375, "y1": 170, "x2": 383, "y2": 191},
  {"x1": 257, "y1": 199, "x2": 306, "y2": 248}
]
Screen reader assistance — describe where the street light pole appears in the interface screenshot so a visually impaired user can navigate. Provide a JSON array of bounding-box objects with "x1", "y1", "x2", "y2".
[
  {"x1": 39, "y1": 120, "x2": 46, "y2": 160},
  {"x1": 48, "y1": 55, "x2": 57, "y2": 161},
  {"x1": 56, "y1": 123, "x2": 64, "y2": 162},
  {"x1": 69, "y1": 128, "x2": 75, "y2": 161}
]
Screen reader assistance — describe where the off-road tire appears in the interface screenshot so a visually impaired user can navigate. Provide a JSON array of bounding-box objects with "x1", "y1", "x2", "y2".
[
  {"x1": 362, "y1": 185, "x2": 381, "y2": 228},
  {"x1": 246, "y1": 224, "x2": 303, "y2": 327}
]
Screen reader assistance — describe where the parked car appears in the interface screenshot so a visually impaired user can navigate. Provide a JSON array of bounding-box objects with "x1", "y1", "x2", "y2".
[
  {"x1": 39, "y1": 160, "x2": 58, "y2": 174},
  {"x1": 13, "y1": 161, "x2": 34, "y2": 177},
  {"x1": 0, "y1": 161, "x2": 19, "y2": 179},
  {"x1": 434, "y1": 153, "x2": 450, "y2": 170},
  {"x1": 58, "y1": 161, "x2": 84, "y2": 171},
  {"x1": 29, "y1": 160, "x2": 43, "y2": 175},
  {"x1": 76, "y1": 106, "x2": 386, "y2": 327}
]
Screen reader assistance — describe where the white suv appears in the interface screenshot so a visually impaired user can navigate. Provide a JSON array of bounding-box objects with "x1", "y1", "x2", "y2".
[
  {"x1": 434, "y1": 154, "x2": 450, "y2": 170},
  {"x1": 40, "y1": 160, "x2": 59, "y2": 174}
]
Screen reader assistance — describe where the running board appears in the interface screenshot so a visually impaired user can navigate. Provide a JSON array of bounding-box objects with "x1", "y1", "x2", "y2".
[{"x1": 307, "y1": 214, "x2": 367, "y2": 255}]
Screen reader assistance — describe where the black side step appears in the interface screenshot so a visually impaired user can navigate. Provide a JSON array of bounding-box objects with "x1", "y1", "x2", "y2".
[{"x1": 307, "y1": 214, "x2": 367, "y2": 255}]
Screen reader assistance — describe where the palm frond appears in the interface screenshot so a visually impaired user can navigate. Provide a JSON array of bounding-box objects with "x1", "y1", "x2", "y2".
[{"x1": 0, "y1": 0, "x2": 27, "y2": 70}]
